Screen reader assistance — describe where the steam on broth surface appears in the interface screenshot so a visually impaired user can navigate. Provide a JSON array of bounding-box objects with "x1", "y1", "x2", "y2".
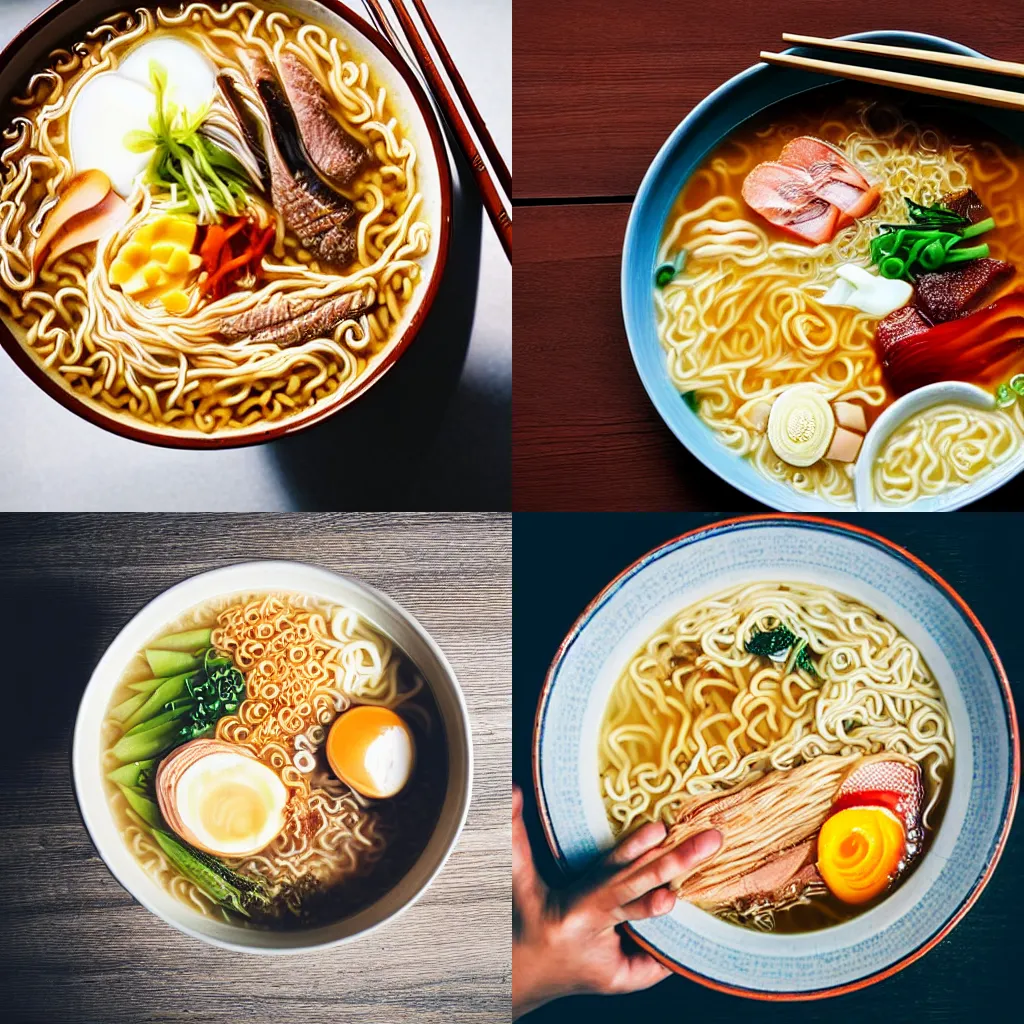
[
  {"x1": 598, "y1": 581, "x2": 953, "y2": 932},
  {"x1": 0, "y1": 3, "x2": 432, "y2": 436},
  {"x1": 102, "y1": 592, "x2": 446, "y2": 927},
  {"x1": 656, "y1": 90, "x2": 1024, "y2": 506}
]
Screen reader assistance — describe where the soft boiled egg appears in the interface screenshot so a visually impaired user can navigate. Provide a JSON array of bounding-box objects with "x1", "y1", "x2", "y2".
[
  {"x1": 326, "y1": 706, "x2": 415, "y2": 799},
  {"x1": 69, "y1": 36, "x2": 218, "y2": 198},
  {"x1": 817, "y1": 805, "x2": 906, "y2": 905},
  {"x1": 156, "y1": 738, "x2": 287, "y2": 858}
]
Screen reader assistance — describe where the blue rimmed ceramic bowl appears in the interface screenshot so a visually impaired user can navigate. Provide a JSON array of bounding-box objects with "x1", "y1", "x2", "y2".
[
  {"x1": 533, "y1": 516, "x2": 1018, "y2": 1000},
  {"x1": 621, "y1": 32, "x2": 1024, "y2": 512}
]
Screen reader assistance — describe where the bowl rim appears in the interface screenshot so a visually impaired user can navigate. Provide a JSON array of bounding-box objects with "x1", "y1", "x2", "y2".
[
  {"x1": 71, "y1": 559, "x2": 474, "y2": 954},
  {"x1": 532, "y1": 513, "x2": 1019, "y2": 1000},
  {"x1": 0, "y1": 0, "x2": 453, "y2": 450},
  {"x1": 619, "y1": 30, "x2": 1017, "y2": 512}
]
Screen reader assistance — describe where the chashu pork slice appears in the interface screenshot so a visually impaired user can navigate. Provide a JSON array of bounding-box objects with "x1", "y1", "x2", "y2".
[
  {"x1": 219, "y1": 289, "x2": 369, "y2": 347},
  {"x1": 683, "y1": 839, "x2": 823, "y2": 911},
  {"x1": 278, "y1": 52, "x2": 371, "y2": 187}
]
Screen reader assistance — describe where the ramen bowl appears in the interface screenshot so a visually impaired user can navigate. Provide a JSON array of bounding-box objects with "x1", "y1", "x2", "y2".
[
  {"x1": 73, "y1": 561, "x2": 472, "y2": 953},
  {"x1": 534, "y1": 516, "x2": 1017, "y2": 999},
  {"x1": 0, "y1": 0, "x2": 452, "y2": 449},
  {"x1": 621, "y1": 31, "x2": 1024, "y2": 511}
]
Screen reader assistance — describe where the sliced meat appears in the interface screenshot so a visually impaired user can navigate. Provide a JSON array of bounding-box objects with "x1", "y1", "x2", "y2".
[
  {"x1": 244, "y1": 55, "x2": 359, "y2": 266},
  {"x1": 940, "y1": 186, "x2": 987, "y2": 224},
  {"x1": 779, "y1": 136, "x2": 880, "y2": 227},
  {"x1": 219, "y1": 289, "x2": 368, "y2": 346},
  {"x1": 683, "y1": 839, "x2": 819, "y2": 908},
  {"x1": 278, "y1": 53, "x2": 371, "y2": 187},
  {"x1": 741, "y1": 162, "x2": 840, "y2": 245},
  {"x1": 875, "y1": 305, "x2": 932, "y2": 360},
  {"x1": 832, "y1": 753, "x2": 923, "y2": 836},
  {"x1": 914, "y1": 258, "x2": 1015, "y2": 323},
  {"x1": 662, "y1": 754, "x2": 858, "y2": 898},
  {"x1": 779, "y1": 136, "x2": 872, "y2": 190},
  {"x1": 742, "y1": 137, "x2": 878, "y2": 244}
]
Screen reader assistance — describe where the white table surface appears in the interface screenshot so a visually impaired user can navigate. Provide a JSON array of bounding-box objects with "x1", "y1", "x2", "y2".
[{"x1": 0, "y1": 0, "x2": 511, "y2": 511}]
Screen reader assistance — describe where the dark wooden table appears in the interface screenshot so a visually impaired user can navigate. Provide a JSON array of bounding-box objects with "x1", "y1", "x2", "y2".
[
  {"x1": 0, "y1": 513, "x2": 511, "y2": 1024},
  {"x1": 513, "y1": 0, "x2": 1024, "y2": 510},
  {"x1": 513, "y1": 512, "x2": 1023, "y2": 1021}
]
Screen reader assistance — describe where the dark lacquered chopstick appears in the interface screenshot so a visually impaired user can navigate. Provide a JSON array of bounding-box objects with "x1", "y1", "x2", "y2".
[
  {"x1": 364, "y1": 0, "x2": 512, "y2": 260},
  {"x1": 406, "y1": 0, "x2": 512, "y2": 198}
]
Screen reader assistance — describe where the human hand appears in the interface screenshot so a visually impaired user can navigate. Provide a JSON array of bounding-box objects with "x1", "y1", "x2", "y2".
[{"x1": 512, "y1": 784, "x2": 722, "y2": 1018}]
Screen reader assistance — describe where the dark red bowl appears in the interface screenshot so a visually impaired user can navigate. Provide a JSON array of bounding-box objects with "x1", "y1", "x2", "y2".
[{"x1": 0, "y1": 0, "x2": 452, "y2": 449}]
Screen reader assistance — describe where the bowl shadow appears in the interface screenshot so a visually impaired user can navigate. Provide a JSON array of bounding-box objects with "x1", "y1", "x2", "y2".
[{"x1": 267, "y1": 142, "x2": 485, "y2": 509}]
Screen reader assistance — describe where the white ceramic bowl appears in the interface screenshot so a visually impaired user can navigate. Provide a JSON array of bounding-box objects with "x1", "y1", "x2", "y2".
[
  {"x1": 535, "y1": 516, "x2": 1018, "y2": 999},
  {"x1": 72, "y1": 561, "x2": 472, "y2": 953}
]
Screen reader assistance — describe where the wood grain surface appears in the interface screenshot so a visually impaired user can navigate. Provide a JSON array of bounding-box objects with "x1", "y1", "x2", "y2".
[
  {"x1": 513, "y1": 512, "x2": 1024, "y2": 1022},
  {"x1": 0, "y1": 513, "x2": 511, "y2": 1024},
  {"x1": 512, "y1": 0, "x2": 1024, "y2": 510}
]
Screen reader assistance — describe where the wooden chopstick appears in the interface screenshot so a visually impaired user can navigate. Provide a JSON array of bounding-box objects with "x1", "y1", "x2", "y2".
[
  {"x1": 760, "y1": 50, "x2": 1024, "y2": 112},
  {"x1": 782, "y1": 34, "x2": 1024, "y2": 80},
  {"x1": 407, "y1": 0, "x2": 512, "y2": 198},
  {"x1": 364, "y1": 0, "x2": 512, "y2": 260}
]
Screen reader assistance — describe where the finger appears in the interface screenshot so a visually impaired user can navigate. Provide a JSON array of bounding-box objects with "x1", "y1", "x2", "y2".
[
  {"x1": 604, "y1": 820, "x2": 667, "y2": 867},
  {"x1": 511, "y1": 784, "x2": 546, "y2": 923},
  {"x1": 617, "y1": 885, "x2": 676, "y2": 922},
  {"x1": 601, "y1": 828, "x2": 722, "y2": 913},
  {"x1": 604, "y1": 949, "x2": 672, "y2": 994}
]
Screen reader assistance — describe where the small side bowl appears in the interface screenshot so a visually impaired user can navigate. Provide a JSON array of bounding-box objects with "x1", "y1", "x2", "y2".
[
  {"x1": 535, "y1": 516, "x2": 1017, "y2": 999},
  {"x1": 72, "y1": 561, "x2": 472, "y2": 953},
  {"x1": 854, "y1": 381, "x2": 1012, "y2": 511},
  {"x1": 0, "y1": 0, "x2": 452, "y2": 449}
]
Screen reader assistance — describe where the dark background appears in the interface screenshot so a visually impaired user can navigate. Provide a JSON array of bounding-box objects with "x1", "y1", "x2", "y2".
[
  {"x1": 513, "y1": 513, "x2": 1021, "y2": 1021},
  {"x1": 513, "y1": 0, "x2": 1024, "y2": 510}
]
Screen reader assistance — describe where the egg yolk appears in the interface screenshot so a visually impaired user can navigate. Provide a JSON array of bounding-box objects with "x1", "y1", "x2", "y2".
[
  {"x1": 817, "y1": 805, "x2": 906, "y2": 905},
  {"x1": 326, "y1": 705, "x2": 415, "y2": 799},
  {"x1": 198, "y1": 779, "x2": 268, "y2": 846}
]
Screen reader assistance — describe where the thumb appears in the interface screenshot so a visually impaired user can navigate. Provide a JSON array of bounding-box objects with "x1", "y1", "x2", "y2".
[{"x1": 512, "y1": 784, "x2": 546, "y2": 929}]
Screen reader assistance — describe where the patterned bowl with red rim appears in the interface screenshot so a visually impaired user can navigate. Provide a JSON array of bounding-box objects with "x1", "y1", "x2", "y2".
[{"x1": 534, "y1": 516, "x2": 1018, "y2": 999}]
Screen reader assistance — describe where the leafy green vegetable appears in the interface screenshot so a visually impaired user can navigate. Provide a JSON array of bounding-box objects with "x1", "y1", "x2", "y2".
[
  {"x1": 745, "y1": 625, "x2": 797, "y2": 657},
  {"x1": 784, "y1": 638, "x2": 817, "y2": 677},
  {"x1": 682, "y1": 391, "x2": 699, "y2": 412},
  {"x1": 904, "y1": 197, "x2": 968, "y2": 228},
  {"x1": 111, "y1": 647, "x2": 242, "y2": 763},
  {"x1": 122, "y1": 672, "x2": 192, "y2": 730},
  {"x1": 118, "y1": 784, "x2": 162, "y2": 828},
  {"x1": 746, "y1": 625, "x2": 818, "y2": 677},
  {"x1": 870, "y1": 201, "x2": 995, "y2": 281},
  {"x1": 151, "y1": 830, "x2": 270, "y2": 917},
  {"x1": 151, "y1": 627, "x2": 213, "y2": 652},
  {"x1": 111, "y1": 720, "x2": 183, "y2": 763},
  {"x1": 145, "y1": 648, "x2": 201, "y2": 677},
  {"x1": 175, "y1": 648, "x2": 246, "y2": 743},
  {"x1": 106, "y1": 759, "x2": 157, "y2": 788},
  {"x1": 124, "y1": 61, "x2": 252, "y2": 224}
]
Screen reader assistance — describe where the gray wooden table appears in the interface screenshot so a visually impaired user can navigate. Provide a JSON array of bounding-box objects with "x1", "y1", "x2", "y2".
[{"x1": 0, "y1": 513, "x2": 511, "y2": 1024}]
